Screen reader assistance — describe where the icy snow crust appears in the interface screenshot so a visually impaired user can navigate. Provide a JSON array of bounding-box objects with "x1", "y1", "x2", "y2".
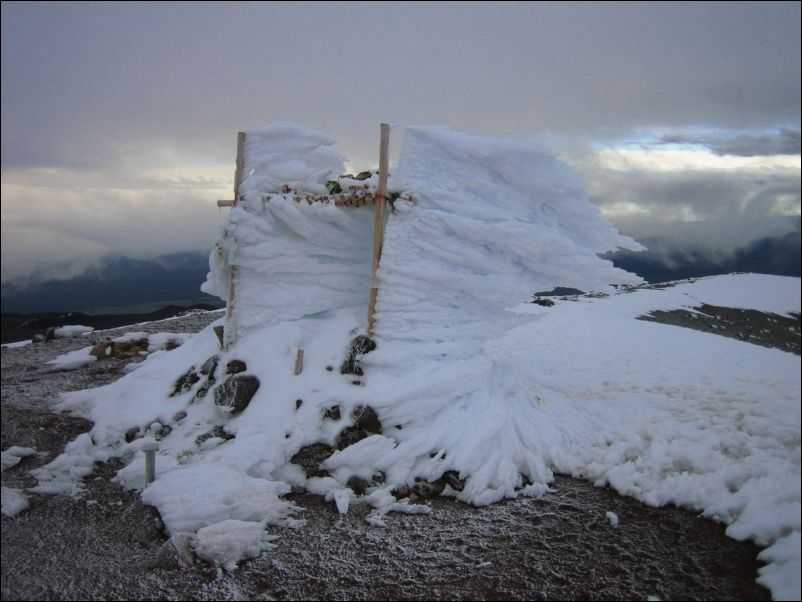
[{"x1": 39, "y1": 125, "x2": 801, "y2": 599}]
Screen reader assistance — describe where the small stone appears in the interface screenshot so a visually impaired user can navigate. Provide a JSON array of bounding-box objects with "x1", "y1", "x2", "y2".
[
  {"x1": 346, "y1": 476, "x2": 371, "y2": 495},
  {"x1": 295, "y1": 399, "x2": 303, "y2": 410},
  {"x1": 213, "y1": 325, "x2": 224, "y2": 347},
  {"x1": 325, "y1": 366, "x2": 334, "y2": 372},
  {"x1": 226, "y1": 359, "x2": 247, "y2": 374},
  {"x1": 172, "y1": 411, "x2": 188, "y2": 423},
  {"x1": 412, "y1": 478, "x2": 446, "y2": 499},
  {"x1": 291, "y1": 443, "x2": 334, "y2": 478},
  {"x1": 32, "y1": 334, "x2": 46, "y2": 343},
  {"x1": 323, "y1": 405, "x2": 341, "y2": 420},
  {"x1": 171, "y1": 368, "x2": 200, "y2": 397},
  {"x1": 124, "y1": 426, "x2": 140, "y2": 443},
  {"x1": 442, "y1": 470, "x2": 465, "y2": 492}
]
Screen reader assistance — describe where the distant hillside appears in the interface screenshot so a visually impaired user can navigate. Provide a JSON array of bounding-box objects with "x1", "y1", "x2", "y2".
[
  {"x1": 605, "y1": 230, "x2": 801, "y2": 283},
  {"x1": 1, "y1": 251, "x2": 223, "y2": 314}
]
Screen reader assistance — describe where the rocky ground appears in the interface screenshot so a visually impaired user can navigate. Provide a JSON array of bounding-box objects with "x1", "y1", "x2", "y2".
[{"x1": 1, "y1": 306, "x2": 790, "y2": 601}]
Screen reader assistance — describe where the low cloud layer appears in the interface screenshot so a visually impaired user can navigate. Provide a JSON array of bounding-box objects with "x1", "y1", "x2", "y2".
[{"x1": 658, "y1": 128, "x2": 801, "y2": 157}]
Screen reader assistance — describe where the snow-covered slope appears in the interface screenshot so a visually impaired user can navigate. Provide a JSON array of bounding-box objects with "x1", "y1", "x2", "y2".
[{"x1": 30, "y1": 124, "x2": 800, "y2": 599}]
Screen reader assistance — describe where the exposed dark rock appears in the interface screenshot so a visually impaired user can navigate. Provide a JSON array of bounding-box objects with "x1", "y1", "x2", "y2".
[
  {"x1": 45, "y1": 326, "x2": 57, "y2": 340},
  {"x1": 213, "y1": 375, "x2": 260, "y2": 413},
  {"x1": 172, "y1": 411, "x2": 188, "y2": 423},
  {"x1": 226, "y1": 359, "x2": 247, "y2": 374},
  {"x1": 413, "y1": 478, "x2": 446, "y2": 499},
  {"x1": 291, "y1": 443, "x2": 334, "y2": 478},
  {"x1": 195, "y1": 425, "x2": 235, "y2": 446},
  {"x1": 350, "y1": 335, "x2": 376, "y2": 355},
  {"x1": 391, "y1": 484, "x2": 411, "y2": 499},
  {"x1": 213, "y1": 325, "x2": 224, "y2": 347},
  {"x1": 532, "y1": 298, "x2": 555, "y2": 307},
  {"x1": 199, "y1": 355, "x2": 219, "y2": 376},
  {"x1": 124, "y1": 426, "x2": 140, "y2": 443},
  {"x1": 346, "y1": 476, "x2": 371, "y2": 495},
  {"x1": 354, "y1": 171, "x2": 373, "y2": 180},
  {"x1": 32, "y1": 334, "x2": 46, "y2": 343},
  {"x1": 442, "y1": 470, "x2": 465, "y2": 492},
  {"x1": 295, "y1": 399, "x2": 303, "y2": 410},
  {"x1": 340, "y1": 359, "x2": 363, "y2": 376},
  {"x1": 340, "y1": 335, "x2": 376, "y2": 375},
  {"x1": 346, "y1": 473, "x2": 385, "y2": 495},
  {"x1": 171, "y1": 367, "x2": 200, "y2": 397},
  {"x1": 352, "y1": 404, "x2": 382, "y2": 434},
  {"x1": 325, "y1": 365, "x2": 334, "y2": 372},
  {"x1": 194, "y1": 382, "x2": 212, "y2": 400},
  {"x1": 323, "y1": 405, "x2": 341, "y2": 421},
  {"x1": 336, "y1": 426, "x2": 369, "y2": 450}
]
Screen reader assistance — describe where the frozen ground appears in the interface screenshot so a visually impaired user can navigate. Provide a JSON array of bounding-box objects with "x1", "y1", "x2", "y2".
[{"x1": 1, "y1": 305, "x2": 788, "y2": 600}]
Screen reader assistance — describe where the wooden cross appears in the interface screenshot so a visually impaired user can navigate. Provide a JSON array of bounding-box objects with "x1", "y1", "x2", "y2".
[{"x1": 216, "y1": 124, "x2": 391, "y2": 348}]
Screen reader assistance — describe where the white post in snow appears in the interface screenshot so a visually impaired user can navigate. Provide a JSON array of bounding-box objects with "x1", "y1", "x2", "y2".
[{"x1": 143, "y1": 442, "x2": 158, "y2": 485}]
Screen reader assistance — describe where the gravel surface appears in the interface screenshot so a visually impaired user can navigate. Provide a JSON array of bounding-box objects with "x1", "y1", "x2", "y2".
[{"x1": 1, "y1": 308, "x2": 780, "y2": 601}]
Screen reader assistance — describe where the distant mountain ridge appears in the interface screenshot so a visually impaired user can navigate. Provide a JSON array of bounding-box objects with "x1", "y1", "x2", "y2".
[
  {"x1": 1, "y1": 251, "x2": 222, "y2": 315},
  {"x1": 2, "y1": 231, "x2": 800, "y2": 316},
  {"x1": 605, "y1": 230, "x2": 801, "y2": 283}
]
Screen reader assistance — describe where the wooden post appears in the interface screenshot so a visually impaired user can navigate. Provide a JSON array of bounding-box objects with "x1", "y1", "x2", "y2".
[
  {"x1": 294, "y1": 348, "x2": 304, "y2": 375},
  {"x1": 223, "y1": 131, "x2": 246, "y2": 350},
  {"x1": 366, "y1": 123, "x2": 390, "y2": 337}
]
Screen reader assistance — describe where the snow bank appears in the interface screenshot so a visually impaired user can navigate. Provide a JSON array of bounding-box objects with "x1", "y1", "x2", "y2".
[
  {"x1": 1, "y1": 446, "x2": 38, "y2": 472},
  {"x1": 36, "y1": 123, "x2": 800, "y2": 599},
  {"x1": 194, "y1": 519, "x2": 279, "y2": 573},
  {"x1": 53, "y1": 325, "x2": 94, "y2": 338},
  {"x1": 1, "y1": 487, "x2": 30, "y2": 517}
]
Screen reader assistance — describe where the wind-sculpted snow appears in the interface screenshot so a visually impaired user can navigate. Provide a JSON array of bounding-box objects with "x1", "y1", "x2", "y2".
[{"x1": 34, "y1": 123, "x2": 800, "y2": 599}]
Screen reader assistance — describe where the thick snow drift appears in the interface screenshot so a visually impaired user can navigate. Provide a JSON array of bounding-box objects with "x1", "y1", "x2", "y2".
[{"x1": 34, "y1": 124, "x2": 800, "y2": 599}]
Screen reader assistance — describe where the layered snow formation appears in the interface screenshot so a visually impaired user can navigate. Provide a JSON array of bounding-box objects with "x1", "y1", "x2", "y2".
[
  {"x1": 36, "y1": 124, "x2": 800, "y2": 599},
  {"x1": 201, "y1": 122, "x2": 374, "y2": 338}
]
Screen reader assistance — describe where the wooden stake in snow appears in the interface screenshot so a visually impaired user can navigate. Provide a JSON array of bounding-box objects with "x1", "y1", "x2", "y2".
[
  {"x1": 223, "y1": 131, "x2": 246, "y2": 350},
  {"x1": 294, "y1": 348, "x2": 305, "y2": 375},
  {"x1": 367, "y1": 123, "x2": 390, "y2": 337}
]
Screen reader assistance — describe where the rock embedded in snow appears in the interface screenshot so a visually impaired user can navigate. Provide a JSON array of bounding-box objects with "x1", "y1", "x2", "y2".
[
  {"x1": 213, "y1": 374, "x2": 260, "y2": 413},
  {"x1": 225, "y1": 359, "x2": 247, "y2": 374},
  {"x1": 291, "y1": 443, "x2": 334, "y2": 478},
  {"x1": 340, "y1": 335, "x2": 376, "y2": 376},
  {"x1": 199, "y1": 355, "x2": 219, "y2": 376},
  {"x1": 171, "y1": 367, "x2": 200, "y2": 397}
]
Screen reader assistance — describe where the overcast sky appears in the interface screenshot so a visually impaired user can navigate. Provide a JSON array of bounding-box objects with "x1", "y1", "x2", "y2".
[{"x1": 2, "y1": 1, "x2": 800, "y2": 282}]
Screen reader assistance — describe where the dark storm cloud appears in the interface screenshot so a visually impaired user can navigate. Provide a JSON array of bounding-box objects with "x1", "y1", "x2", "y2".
[{"x1": 1, "y1": 1, "x2": 800, "y2": 282}]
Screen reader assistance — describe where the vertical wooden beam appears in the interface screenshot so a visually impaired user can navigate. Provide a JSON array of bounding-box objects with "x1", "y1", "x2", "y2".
[
  {"x1": 223, "y1": 131, "x2": 246, "y2": 350},
  {"x1": 367, "y1": 123, "x2": 390, "y2": 337},
  {"x1": 294, "y1": 348, "x2": 305, "y2": 375}
]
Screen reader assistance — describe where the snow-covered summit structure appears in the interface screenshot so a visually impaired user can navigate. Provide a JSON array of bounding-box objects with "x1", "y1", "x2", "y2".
[
  {"x1": 192, "y1": 122, "x2": 647, "y2": 506},
  {"x1": 32, "y1": 123, "x2": 801, "y2": 599}
]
